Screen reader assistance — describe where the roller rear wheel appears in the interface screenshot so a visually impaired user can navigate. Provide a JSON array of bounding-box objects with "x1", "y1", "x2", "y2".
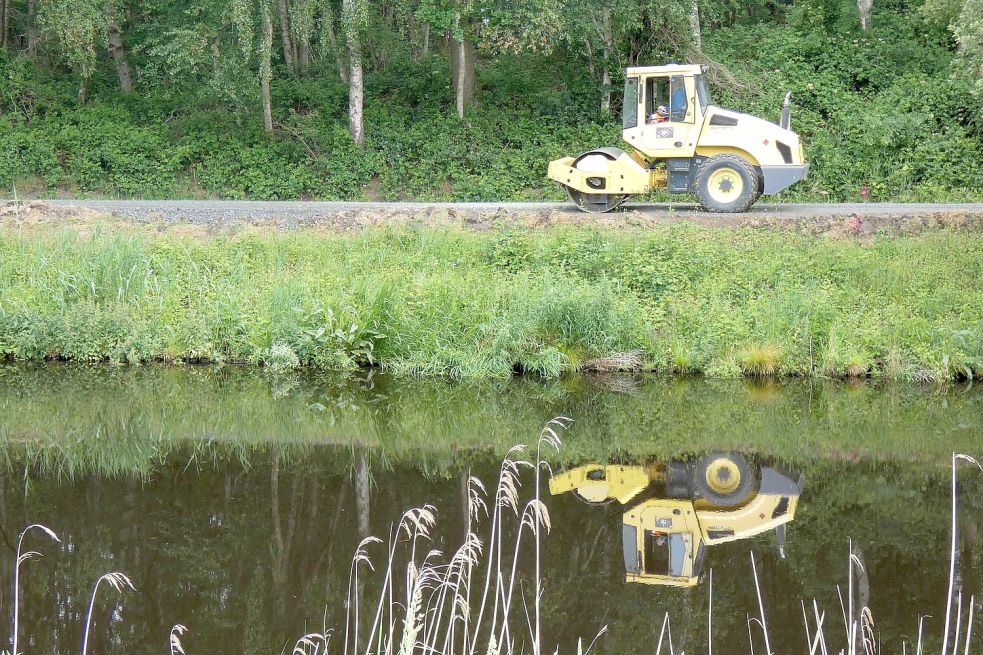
[
  {"x1": 694, "y1": 154, "x2": 759, "y2": 213},
  {"x1": 693, "y1": 451, "x2": 758, "y2": 507}
]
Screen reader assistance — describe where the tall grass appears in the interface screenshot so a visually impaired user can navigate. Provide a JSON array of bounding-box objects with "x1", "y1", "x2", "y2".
[
  {"x1": 318, "y1": 420, "x2": 578, "y2": 655},
  {"x1": 1, "y1": 224, "x2": 982, "y2": 380}
]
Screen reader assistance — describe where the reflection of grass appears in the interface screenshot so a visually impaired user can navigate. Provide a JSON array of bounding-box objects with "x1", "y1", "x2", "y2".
[
  {"x1": 1, "y1": 224, "x2": 982, "y2": 380},
  {"x1": 2, "y1": 364, "x2": 983, "y2": 478},
  {"x1": 5, "y1": 424, "x2": 601, "y2": 655}
]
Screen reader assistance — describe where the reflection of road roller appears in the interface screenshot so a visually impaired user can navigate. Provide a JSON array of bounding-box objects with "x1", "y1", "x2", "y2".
[
  {"x1": 548, "y1": 452, "x2": 804, "y2": 587},
  {"x1": 547, "y1": 63, "x2": 809, "y2": 213}
]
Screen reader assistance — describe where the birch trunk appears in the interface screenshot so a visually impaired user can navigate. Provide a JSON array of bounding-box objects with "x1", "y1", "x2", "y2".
[
  {"x1": 261, "y1": 3, "x2": 274, "y2": 132},
  {"x1": 600, "y1": 6, "x2": 613, "y2": 114},
  {"x1": 857, "y1": 0, "x2": 872, "y2": 29},
  {"x1": 343, "y1": 0, "x2": 364, "y2": 149},
  {"x1": 107, "y1": 23, "x2": 134, "y2": 93},
  {"x1": 689, "y1": 0, "x2": 702, "y2": 50},
  {"x1": 451, "y1": 14, "x2": 475, "y2": 119},
  {"x1": 277, "y1": 0, "x2": 295, "y2": 74},
  {"x1": 421, "y1": 22, "x2": 430, "y2": 58}
]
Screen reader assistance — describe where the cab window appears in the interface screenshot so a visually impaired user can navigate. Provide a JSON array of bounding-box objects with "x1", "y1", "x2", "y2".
[
  {"x1": 643, "y1": 531, "x2": 671, "y2": 574},
  {"x1": 695, "y1": 75, "x2": 711, "y2": 110},
  {"x1": 644, "y1": 76, "x2": 693, "y2": 125}
]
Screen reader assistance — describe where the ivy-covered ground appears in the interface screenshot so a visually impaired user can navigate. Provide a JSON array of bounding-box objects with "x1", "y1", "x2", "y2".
[{"x1": 0, "y1": 1, "x2": 980, "y2": 203}]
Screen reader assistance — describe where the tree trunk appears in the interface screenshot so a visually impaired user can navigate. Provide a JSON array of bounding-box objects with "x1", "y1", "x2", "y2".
[
  {"x1": 857, "y1": 0, "x2": 872, "y2": 29},
  {"x1": 211, "y1": 39, "x2": 221, "y2": 75},
  {"x1": 451, "y1": 14, "x2": 475, "y2": 119},
  {"x1": 298, "y1": 37, "x2": 311, "y2": 70},
  {"x1": 343, "y1": 0, "x2": 364, "y2": 149},
  {"x1": 600, "y1": 6, "x2": 613, "y2": 114},
  {"x1": 261, "y1": 3, "x2": 274, "y2": 132},
  {"x1": 26, "y1": 0, "x2": 37, "y2": 55},
  {"x1": 0, "y1": 0, "x2": 10, "y2": 48},
  {"x1": 78, "y1": 76, "x2": 88, "y2": 104},
  {"x1": 689, "y1": 0, "x2": 702, "y2": 50},
  {"x1": 355, "y1": 451, "x2": 370, "y2": 539},
  {"x1": 0, "y1": 0, "x2": 9, "y2": 49},
  {"x1": 324, "y1": 8, "x2": 349, "y2": 83},
  {"x1": 421, "y1": 22, "x2": 430, "y2": 58},
  {"x1": 277, "y1": 0, "x2": 296, "y2": 74},
  {"x1": 107, "y1": 23, "x2": 134, "y2": 93}
]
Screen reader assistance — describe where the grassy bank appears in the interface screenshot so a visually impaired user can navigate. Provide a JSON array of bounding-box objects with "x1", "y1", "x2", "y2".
[{"x1": 1, "y1": 222, "x2": 982, "y2": 381}]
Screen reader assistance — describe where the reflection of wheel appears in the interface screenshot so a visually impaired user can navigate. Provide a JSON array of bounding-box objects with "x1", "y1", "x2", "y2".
[
  {"x1": 693, "y1": 451, "x2": 758, "y2": 507},
  {"x1": 694, "y1": 154, "x2": 759, "y2": 213},
  {"x1": 573, "y1": 490, "x2": 616, "y2": 507},
  {"x1": 573, "y1": 467, "x2": 616, "y2": 506}
]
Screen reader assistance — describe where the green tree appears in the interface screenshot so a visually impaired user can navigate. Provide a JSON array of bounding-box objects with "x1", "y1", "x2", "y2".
[
  {"x1": 416, "y1": 0, "x2": 564, "y2": 118},
  {"x1": 36, "y1": 0, "x2": 134, "y2": 99},
  {"x1": 925, "y1": 0, "x2": 983, "y2": 106},
  {"x1": 231, "y1": 0, "x2": 276, "y2": 131}
]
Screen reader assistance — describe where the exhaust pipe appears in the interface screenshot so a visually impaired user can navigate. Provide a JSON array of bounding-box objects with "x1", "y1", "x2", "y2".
[{"x1": 780, "y1": 92, "x2": 792, "y2": 130}]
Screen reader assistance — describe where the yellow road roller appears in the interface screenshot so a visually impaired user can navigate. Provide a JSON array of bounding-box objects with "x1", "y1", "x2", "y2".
[
  {"x1": 549, "y1": 452, "x2": 804, "y2": 587},
  {"x1": 548, "y1": 63, "x2": 809, "y2": 213}
]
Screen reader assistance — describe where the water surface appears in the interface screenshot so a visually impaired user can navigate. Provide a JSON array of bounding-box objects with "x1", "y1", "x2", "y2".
[{"x1": 1, "y1": 365, "x2": 981, "y2": 654}]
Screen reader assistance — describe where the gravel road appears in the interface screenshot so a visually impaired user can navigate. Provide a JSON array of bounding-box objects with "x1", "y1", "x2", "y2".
[{"x1": 3, "y1": 198, "x2": 982, "y2": 234}]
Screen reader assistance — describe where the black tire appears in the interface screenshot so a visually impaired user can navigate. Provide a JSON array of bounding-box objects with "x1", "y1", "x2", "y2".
[
  {"x1": 572, "y1": 490, "x2": 616, "y2": 507},
  {"x1": 693, "y1": 451, "x2": 758, "y2": 507},
  {"x1": 694, "y1": 154, "x2": 759, "y2": 213},
  {"x1": 751, "y1": 174, "x2": 763, "y2": 204}
]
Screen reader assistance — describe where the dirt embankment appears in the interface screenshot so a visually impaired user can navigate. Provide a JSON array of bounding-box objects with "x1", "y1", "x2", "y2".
[{"x1": 2, "y1": 199, "x2": 983, "y2": 238}]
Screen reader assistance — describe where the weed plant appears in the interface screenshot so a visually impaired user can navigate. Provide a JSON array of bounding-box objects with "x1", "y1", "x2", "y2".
[{"x1": 2, "y1": 224, "x2": 982, "y2": 381}]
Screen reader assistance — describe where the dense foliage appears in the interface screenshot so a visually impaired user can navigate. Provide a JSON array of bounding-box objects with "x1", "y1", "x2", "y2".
[
  {"x1": 1, "y1": 223, "x2": 982, "y2": 380},
  {"x1": 0, "y1": 0, "x2": 979, "y2": 202}
]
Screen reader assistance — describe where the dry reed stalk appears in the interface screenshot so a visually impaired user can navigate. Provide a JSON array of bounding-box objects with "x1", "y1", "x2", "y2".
[
  {"x1": 943, "y1": 454, "x2": 981, "y2": 655},
  {"x1": 750, "y1": 551, "x2": 773, "y2": 655},
  {"x1": 169, "y1": 624, "x2": 188, "y2": 655},
  {"x1": 81, "y1": 572, "x2": 134, "y2": 655},
  {"x1": 11, "y1": 523, "x2": 60, "y2": 655}
]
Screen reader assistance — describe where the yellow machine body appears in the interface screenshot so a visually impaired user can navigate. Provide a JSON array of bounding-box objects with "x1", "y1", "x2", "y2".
[{"x1": 549, "y1": 457, "x2": 803, "y2": 587}]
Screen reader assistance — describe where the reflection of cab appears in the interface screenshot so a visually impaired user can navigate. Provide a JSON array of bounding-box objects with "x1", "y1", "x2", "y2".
[{"x1": 549, "y1": 452, "x2": 804, "y2": 588}]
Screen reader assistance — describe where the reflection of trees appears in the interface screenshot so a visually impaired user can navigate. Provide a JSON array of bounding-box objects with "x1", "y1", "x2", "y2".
[{"x1": 0, "y1": 447, "x2": 980, "y2": 654}]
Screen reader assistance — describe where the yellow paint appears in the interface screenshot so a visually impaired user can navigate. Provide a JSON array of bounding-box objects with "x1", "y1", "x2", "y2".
[
  {"x1": 550, "y1": 460, "x2": 800, "y2": 588},
  {"x1": 694, "y1": 145, "x2": 761, "y2": 166}
]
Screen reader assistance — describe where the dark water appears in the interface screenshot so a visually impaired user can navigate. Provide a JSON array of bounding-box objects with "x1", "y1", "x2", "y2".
[{"x1": 1, "y1": 365, "x2": 982, "y2": 655}]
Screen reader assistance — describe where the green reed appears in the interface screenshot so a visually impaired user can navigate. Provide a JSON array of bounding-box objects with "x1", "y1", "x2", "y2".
[{"x1": 1, "y1": 223, "x2": 982, "y2": 380}]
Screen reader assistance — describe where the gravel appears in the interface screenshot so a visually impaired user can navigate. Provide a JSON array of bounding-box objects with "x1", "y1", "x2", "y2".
[{"x1": 4, "y1": 198, "x2": 982, "y2": 235}]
